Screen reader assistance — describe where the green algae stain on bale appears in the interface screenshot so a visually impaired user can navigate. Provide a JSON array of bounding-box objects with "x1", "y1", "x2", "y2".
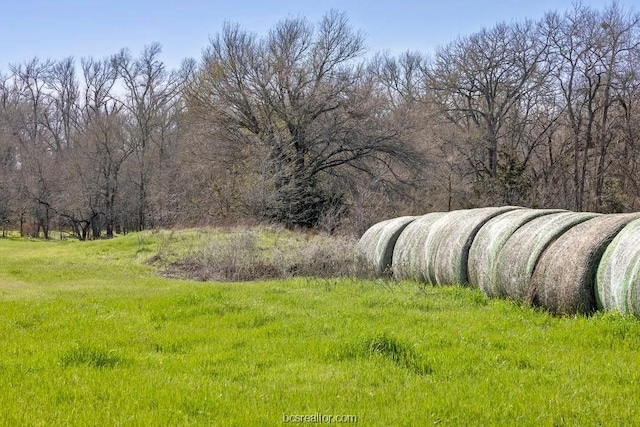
[
  {"x1": 493, "y1": 211, "x2": 600, "y2": 302},
  {"x1": 468, "y1": 209, "x2": 565, "y2": 298},
  {"x1": 423, "y1": 206, "x2": 520, "y2": 286},
  {"x1": 596, "y1": 218, "x2": 640, "y2": 316},
  {"x1": 392, "y1": 212, "x2": 446, "y2": 282},
  {"x1": 356, "y1": 216, "x2": 418, "y2": 276},
  {"x1": 529, "y1": 213, "x2": 640, "y2": 315}
]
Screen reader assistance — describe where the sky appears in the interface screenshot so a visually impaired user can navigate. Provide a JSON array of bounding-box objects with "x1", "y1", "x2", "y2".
[{"x1": 1, "y1": 0, "x2": 637, "y2": 72}]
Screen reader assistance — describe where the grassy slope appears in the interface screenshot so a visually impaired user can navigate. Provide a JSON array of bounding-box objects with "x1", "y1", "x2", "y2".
[{"x1": 1, "y1": 232, "x2": 640, "y2": 426}]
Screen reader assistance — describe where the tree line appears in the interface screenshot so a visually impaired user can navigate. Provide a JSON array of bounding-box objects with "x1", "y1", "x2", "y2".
[{"x1": 1, "y1": 2, "x2": 639, "y2": 238}]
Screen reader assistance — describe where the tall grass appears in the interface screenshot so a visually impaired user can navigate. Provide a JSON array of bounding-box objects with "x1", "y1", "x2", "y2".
[
  {"x1": 2, "y1": 230, "x2": 640, "y2": 425},
  {"x1": 150, "y1": 226, "x2": 357, "y2": 281}
]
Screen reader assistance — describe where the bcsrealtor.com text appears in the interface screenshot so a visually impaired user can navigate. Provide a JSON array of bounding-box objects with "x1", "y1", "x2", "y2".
[{"x1": 282, "y1": 413, "x2": 357, "y2": 424}]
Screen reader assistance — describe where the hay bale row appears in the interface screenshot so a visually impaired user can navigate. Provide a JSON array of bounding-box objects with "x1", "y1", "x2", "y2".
[
  {"x1": 596, "y1": 218, "x2": 640, "y2": 316},
  {"x1": 493, "y1": 212, "x2": 600, "y2": 302},
  {"x1": 358, "y1": 207, "x2": 640, "y2": 316},
  {"x1": 468, "y1": 208, "x2": 564, "y2": 298},
  {"x1": 529, "y1": 213, "x2": 640, "y2": 315},
  {"x1": 422, "y1": 206, "x2": 519, "y2": 285},
  {"x1": 392, "y1": 212, "x2": 446, "y2": 281},
  {"x1": 355, "y1": 216, "x2": 417, "y2": 276}
]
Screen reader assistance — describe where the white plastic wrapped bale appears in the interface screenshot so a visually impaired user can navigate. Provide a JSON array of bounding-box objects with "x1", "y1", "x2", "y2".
[
  {"x1": 530, "y1": 213, "x2": 639, "y2": 315},
  {"x1": 392, "y1": 212, "x2": 446, "y2": 281},
  {"x1": 468, "y1": 209, "x2": 564, "y2": 298},
  {"x1": 493, "y1": 211, "x2": 599, "y2": 302},
  {"x1": 423, "y1": 206, "x2": 520, "y2": 286},
  {"x1": 596, "y1": 217, "x2": 640, "y2": 315},
  {"x1": 355, "y1": 216, "x2": 418, "y2": 276}
]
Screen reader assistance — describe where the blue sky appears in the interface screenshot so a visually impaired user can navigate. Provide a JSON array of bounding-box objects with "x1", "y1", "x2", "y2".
[{"x1": 1, "y1": 0, "x2": 635, "y2": 71}]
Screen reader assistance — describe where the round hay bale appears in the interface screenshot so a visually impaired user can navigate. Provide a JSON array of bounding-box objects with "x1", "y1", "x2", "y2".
[
  {"x1": 356, "y1": 218, "x2": 393, "y2": 275},
  {"x1": 355, "y1": 216, "x2": 418, "y2": 276},
  {"x1": 529, "y1": 213, "x2": 640, "y2": 315},
  {"x1": 493, "y1": 211, "x2": 600, "y2": 302},
  {"x1": 392, "y1": 212, "x2": 446, "y2": 281},
  {"x1": 596, "y1": 218, "x2": 640, "y2": 315},
  {"x1": 423, "y1": 206, "x2": 521, "y2": 286},
  {"x1": 468, "y1": 209, "x2": 564, "y2": 298}
]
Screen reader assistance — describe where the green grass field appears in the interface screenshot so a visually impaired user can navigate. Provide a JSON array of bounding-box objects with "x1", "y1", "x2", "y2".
[{"x1": 1, "y1": 231, "x2": 640, "y2": 426}]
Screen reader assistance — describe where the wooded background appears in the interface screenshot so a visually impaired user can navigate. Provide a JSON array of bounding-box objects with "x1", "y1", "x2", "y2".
[{"x1": 1, "y1": 3, "x2": 639, "y2": 238}]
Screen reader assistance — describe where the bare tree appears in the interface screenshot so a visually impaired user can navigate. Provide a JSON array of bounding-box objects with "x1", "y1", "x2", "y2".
[
  {"x1": 592, "y1": 2, "x2": 640, "y2": 210},
  {"x1": 8, "y1": 58, "x2": 60, "y2": 237},
  {"x1": 369, "y1": 50, "x2": 427, "y2": 109},
  {"x1": 56, "y1": 56, "x2": 132, "y2": 239},
  {"x1": 0, "y1": 73, "x2": 18, "y2": 235},
  {"x1": 114, "y1": 43, "x2": 185, "y2": 230},
  {"x1": 427, "y1": 20, "x2": 552, "y2": 204},
  {"x1": 546, "y1": 6, "x2": 606, "y2": 211},
  {"x1": 188, "y1": 10, "x2": 422, "y2": 228},
  {"x1": 42, "y1": 57, "x2": 80, "y2": 151},
  {"x1": 544, "y1": 2, "x2": 640, "y2": 211}
]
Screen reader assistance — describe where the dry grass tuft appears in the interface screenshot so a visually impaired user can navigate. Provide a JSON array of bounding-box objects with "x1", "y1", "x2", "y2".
[
  {"x1": 493, "y1": 212, "x2": 599, "y2": 302},
  {"x1": 468, "y1": 209, "x2": 563, "y2": 297},
  {"x1": 529, "y1": 214, "x2": 639, "y2": 315},
  {"x1": 392, "y1": 212, "x2": 446, "y2": 281},
  {"x1": 355, "y1": 216, "x2": 417, "y2": 276},
  {"x1": 423, "y1": 207, "x2": 520, "y2": 285},
  {"x1": 279, "y1": 233, "x2": 357, "y2": 278},
  {"x1": 596, "y1": 218, "x2": 640, "y2": 315}
]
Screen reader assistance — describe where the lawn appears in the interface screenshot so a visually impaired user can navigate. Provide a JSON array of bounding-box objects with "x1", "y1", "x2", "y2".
[{"x1": 1, "y1": 231, "x2": 639, "y2": 426}]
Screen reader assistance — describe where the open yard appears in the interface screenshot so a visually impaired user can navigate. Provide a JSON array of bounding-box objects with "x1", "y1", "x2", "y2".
[{"x1": 1, "y1": 231, "x2": 640, "y2": 425}]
